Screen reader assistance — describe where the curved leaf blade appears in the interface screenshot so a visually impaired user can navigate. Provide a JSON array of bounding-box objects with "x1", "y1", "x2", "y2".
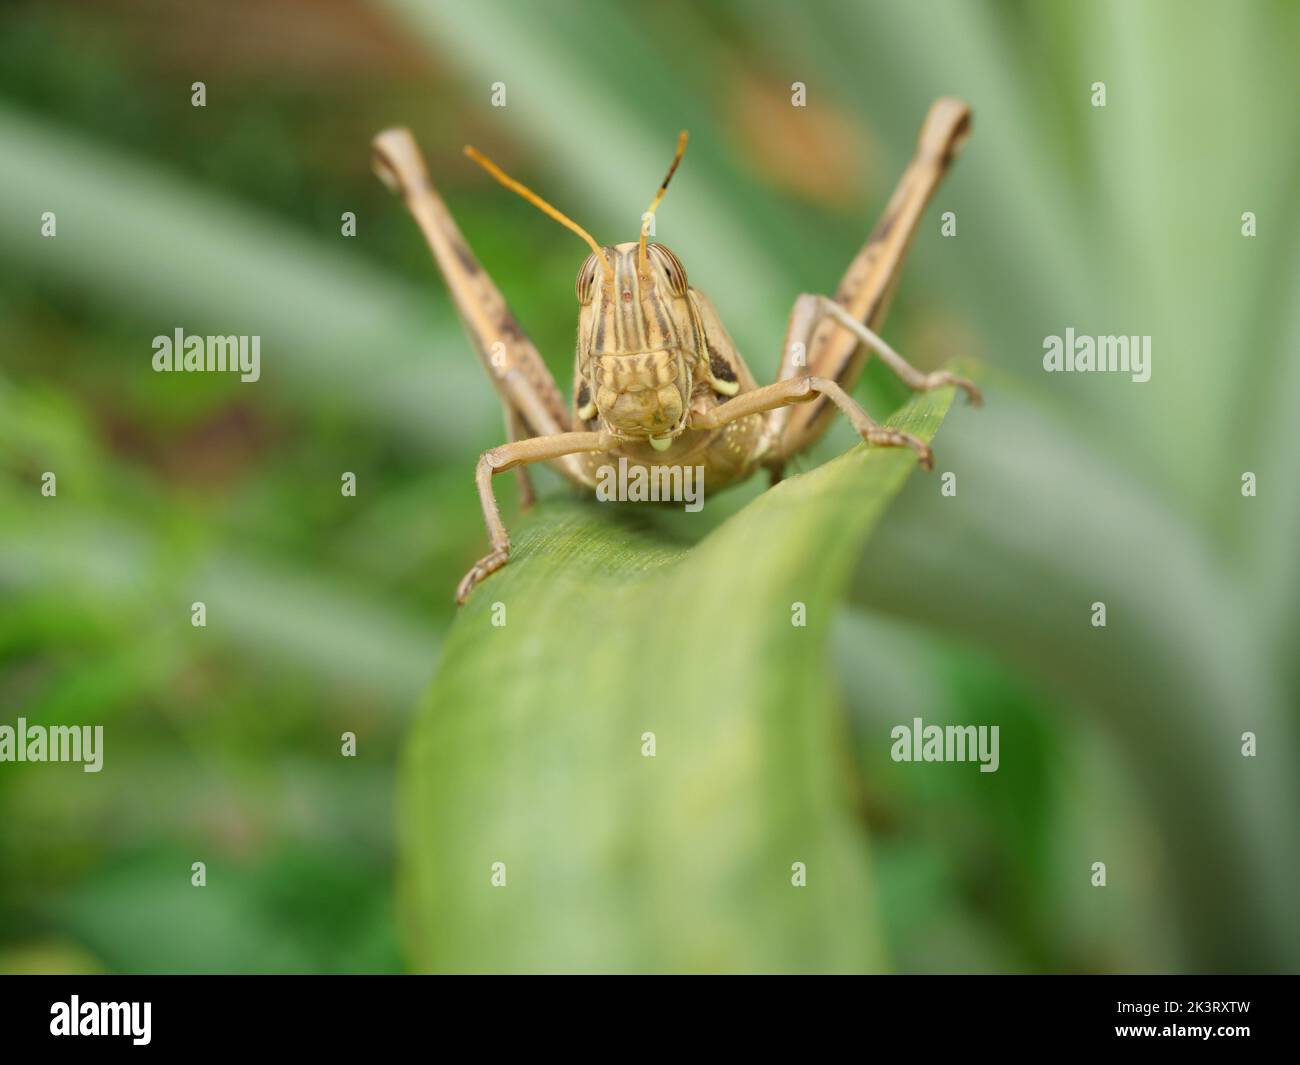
[{"x1": 400, "y1": 387, "x2": 956, "y2": 973}]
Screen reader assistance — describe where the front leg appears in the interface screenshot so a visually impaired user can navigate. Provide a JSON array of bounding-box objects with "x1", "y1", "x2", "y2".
[
  {"x1": 459, "y1": 430, "x2": 620, "y2": 605},
  {"x1": 691, "y1": 376, "x2": 933, "y2": 471},
  {"x1": 505, "y1": 407, "x2": 537, "y2": 509}
]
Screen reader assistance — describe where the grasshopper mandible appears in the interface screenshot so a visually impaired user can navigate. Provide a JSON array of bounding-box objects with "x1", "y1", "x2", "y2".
[{"x1": 372, "y1": 97, "x2": 980, "y2": 604}]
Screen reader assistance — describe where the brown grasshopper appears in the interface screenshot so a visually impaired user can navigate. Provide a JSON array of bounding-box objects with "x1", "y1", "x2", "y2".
[{"x1": 372, "y1": 97, "x2": 980, "y2": 604}]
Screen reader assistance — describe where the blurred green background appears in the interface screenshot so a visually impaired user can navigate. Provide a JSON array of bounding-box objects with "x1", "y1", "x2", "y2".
[{"x1": 1, "y1": 0, "x2": 1297, "y2": 973}]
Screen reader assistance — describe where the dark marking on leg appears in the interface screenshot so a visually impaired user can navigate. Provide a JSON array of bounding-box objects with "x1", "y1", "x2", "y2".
[
  {"x1": 868, "y1": 210, "x2": 897, "y2": 244},
  {"x1": 452, "y1": 239, "x2": 481, "y2": 276},
  {"x1": 498, "y1": 312, "x2": 525, "y2": 341}
]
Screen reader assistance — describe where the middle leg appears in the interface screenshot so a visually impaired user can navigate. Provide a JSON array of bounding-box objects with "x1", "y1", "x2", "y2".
[
  {"x1": 811, "y1": 296, "x2": 981, "y2": 405},
  {"x1": 763, "y1": 292, "x2": 973, "y2": 470}
]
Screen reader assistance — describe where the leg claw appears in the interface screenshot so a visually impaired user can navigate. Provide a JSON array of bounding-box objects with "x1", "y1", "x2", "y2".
[
  {"x1": 455, "y1": 548, "x2": 510, "y2": 605},
  {"x1": 924, "y1": 371, "x2": 983, "y2": 407},
  {"x1": 863, "y1": 428, "x2": 933, "y2": 471}
]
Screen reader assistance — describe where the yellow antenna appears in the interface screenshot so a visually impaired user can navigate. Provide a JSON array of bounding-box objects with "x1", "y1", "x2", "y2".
[
  {"x1": 638, "y1": 130, "x2": 689, "y2": 276},
  {"x1": 464, "y1": 146, "x2": 613, "y2": 282}
]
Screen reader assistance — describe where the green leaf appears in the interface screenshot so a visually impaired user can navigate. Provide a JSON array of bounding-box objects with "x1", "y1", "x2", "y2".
[{"x1": 399, "y1": 386, "x2": 956, "y2": 973}]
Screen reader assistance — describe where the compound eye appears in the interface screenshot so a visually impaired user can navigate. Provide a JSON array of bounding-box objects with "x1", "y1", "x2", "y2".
[
  {"x1": 649, "y1": 243, "x2": 689, "y2": 297},
  {"x1": 576, "y1": 251, "x2": 600, "y2": 303}
]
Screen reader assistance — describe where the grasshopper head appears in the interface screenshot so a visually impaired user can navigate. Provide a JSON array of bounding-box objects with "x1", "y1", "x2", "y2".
[
  {"x1": 464, "y1": 132, "x2": 694, "y2": 449},
  {"x1": 577, "y1": 131, "x2": 694, "y2": 449},
  {"x1": 575, "y1": 241, "x2": 695, "y2": 448}
]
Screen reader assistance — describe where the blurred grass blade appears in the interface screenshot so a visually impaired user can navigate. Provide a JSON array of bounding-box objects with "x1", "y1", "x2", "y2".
[
  {"x1": 400, "y1": 387, "x2": 954, "y2": 972},
  {"x1": 0, "y1": 377, "x2": 439, "y2": 706},
  {"x1": 851, "y1": 390, "x2": 1300, "y2": 970},
  {"x1": 0, "y1": 105, "x2": 492, "y2": 448},
  {"x1": 0, "y1": 499, "x2": 439, "y2": 706}
]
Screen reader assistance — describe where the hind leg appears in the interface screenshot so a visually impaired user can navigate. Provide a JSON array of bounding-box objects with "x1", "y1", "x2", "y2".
[{"x1": 778, "y1": 97, "x2": 975, "y2": 457}]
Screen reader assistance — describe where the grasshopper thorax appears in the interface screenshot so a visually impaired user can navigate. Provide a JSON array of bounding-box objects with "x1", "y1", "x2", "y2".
[{"x1": 576, "y1": 241, "x2": 700, "y2": 448}]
